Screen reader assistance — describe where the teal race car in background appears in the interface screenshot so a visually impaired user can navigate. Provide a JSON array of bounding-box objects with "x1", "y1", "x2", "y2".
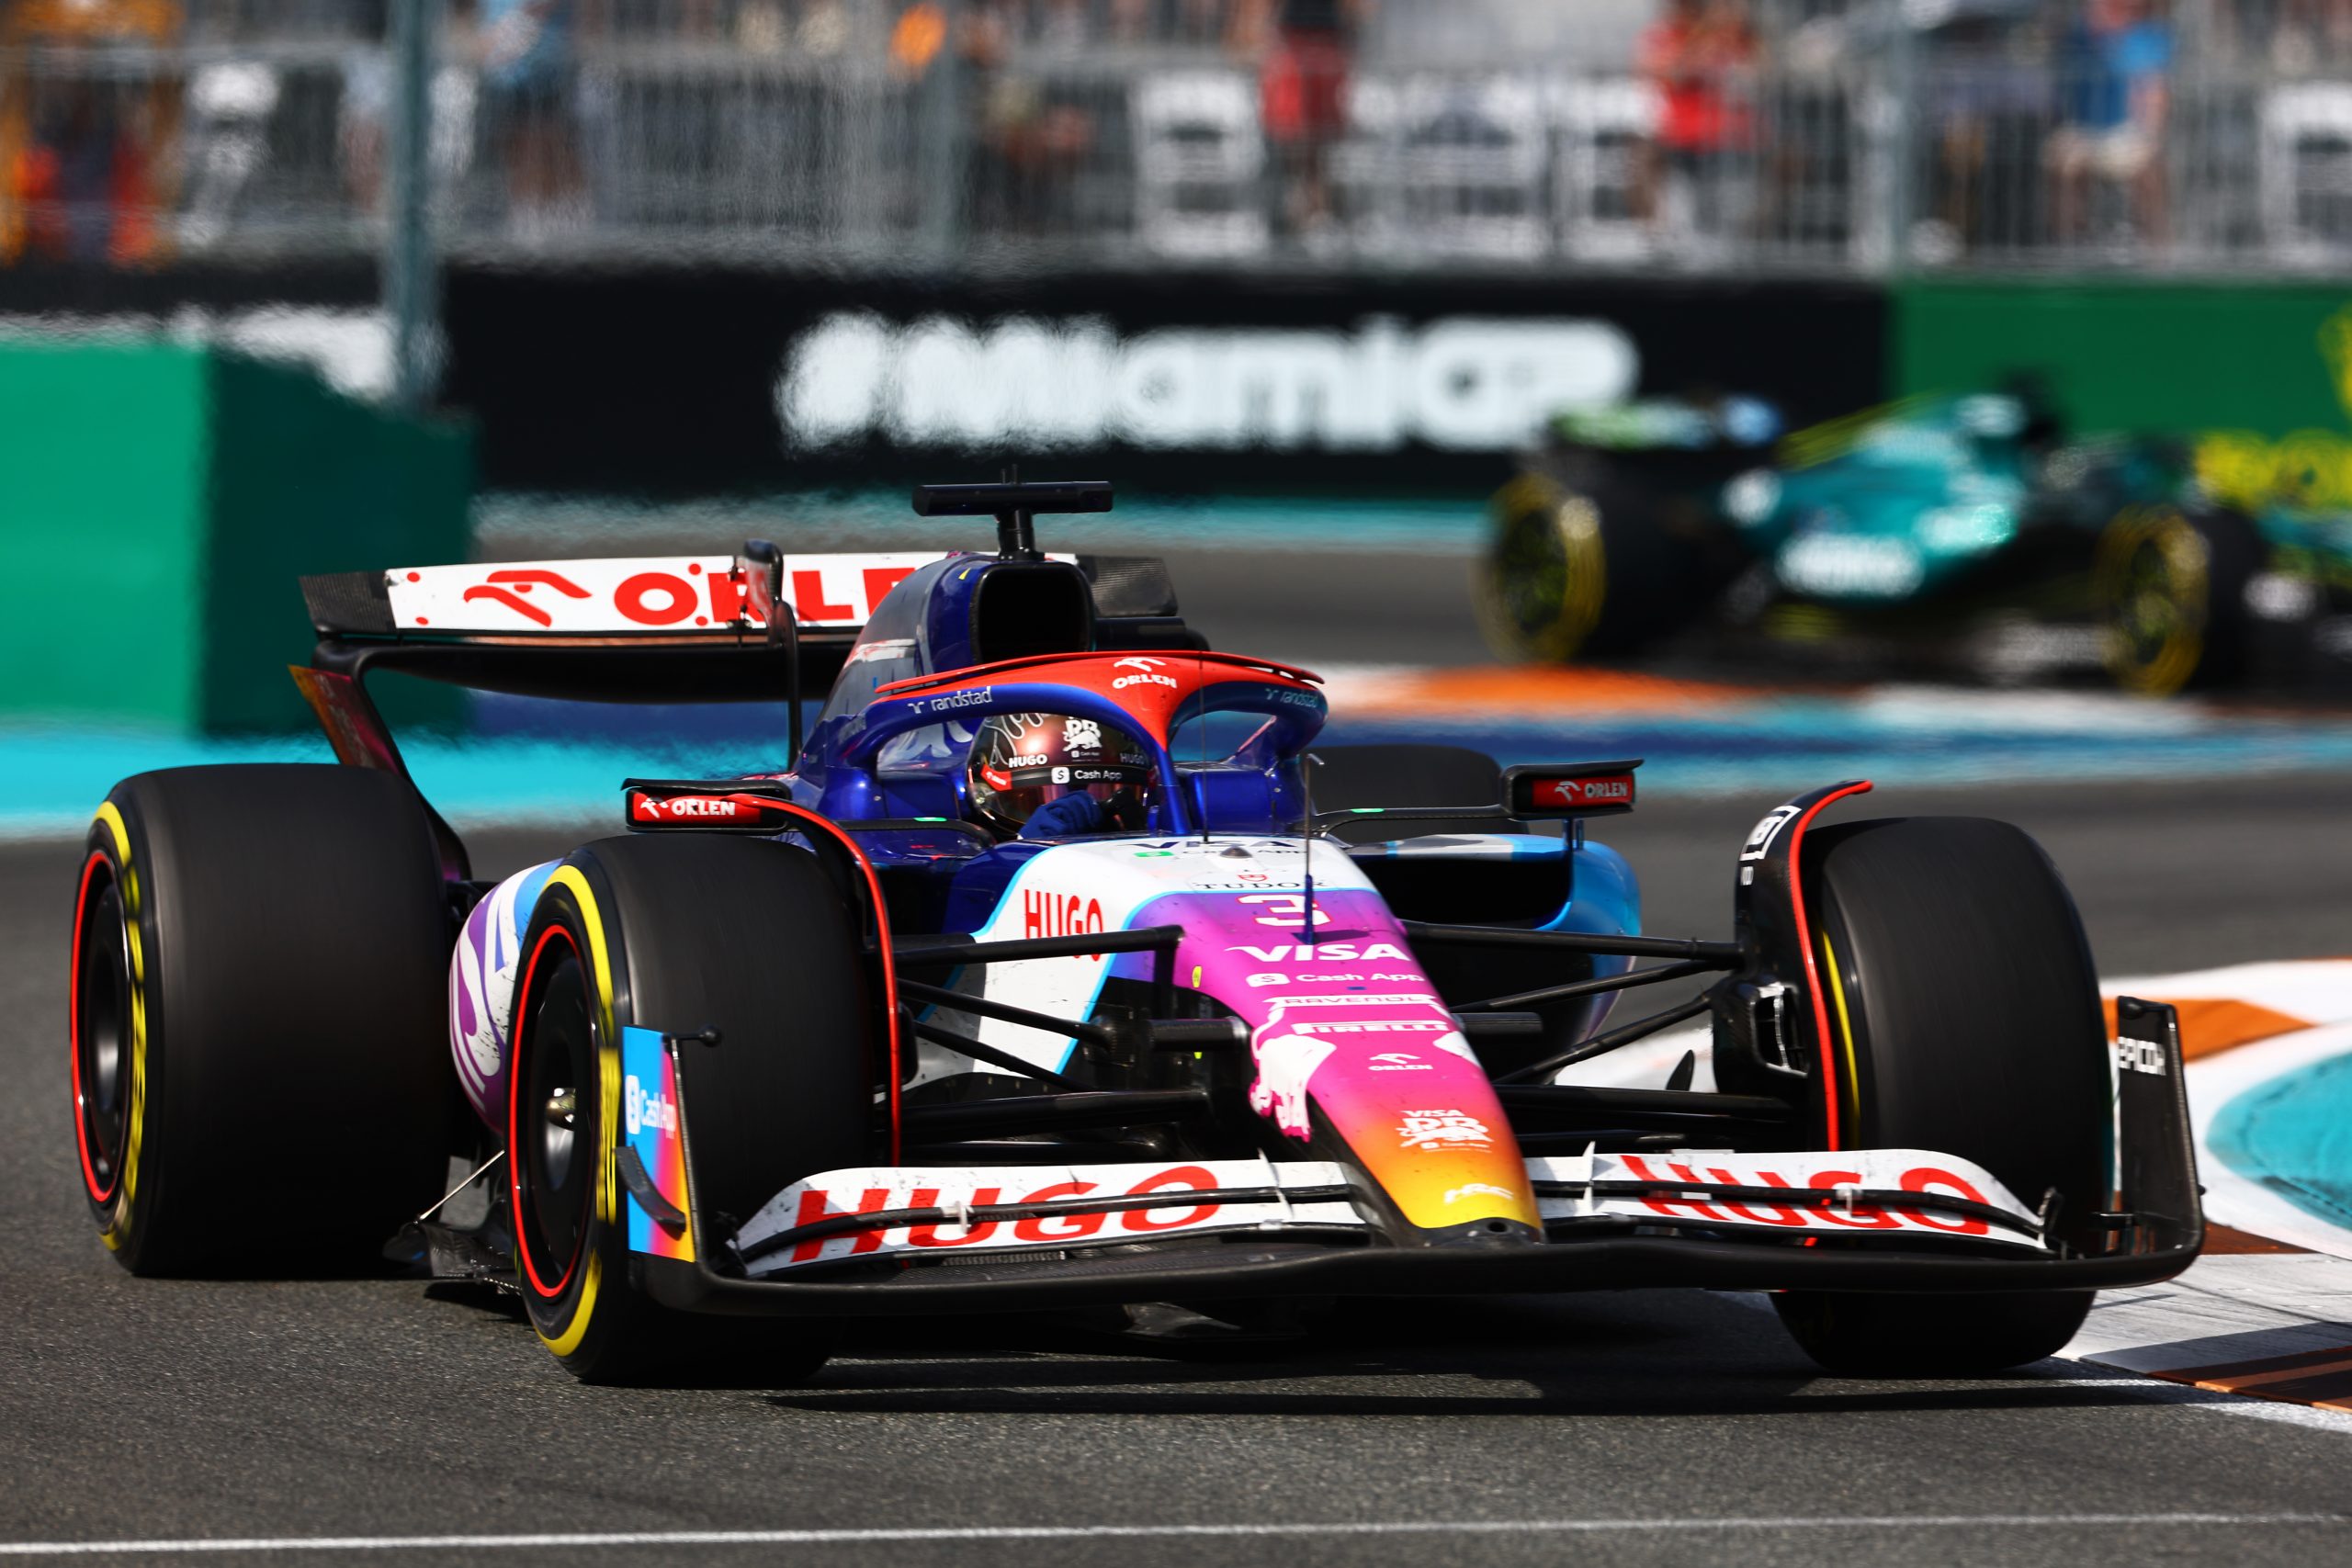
[{"x1": 1478, "y1": 389, "x2": 2352, "y2": 696}]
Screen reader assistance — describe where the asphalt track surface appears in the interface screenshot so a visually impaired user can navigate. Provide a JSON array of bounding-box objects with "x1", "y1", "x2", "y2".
[
  {"x1": 8, "y1": 773, "x2": 2352, "y2": 1568},
  {"x1": 10, "y1": 543, "x2": 2352, "y2": 1564}
]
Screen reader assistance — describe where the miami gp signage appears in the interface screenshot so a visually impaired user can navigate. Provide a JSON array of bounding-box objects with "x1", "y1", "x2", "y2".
[{"x1": 777, "y1": 311, "x2": 1639, "y2": 453}]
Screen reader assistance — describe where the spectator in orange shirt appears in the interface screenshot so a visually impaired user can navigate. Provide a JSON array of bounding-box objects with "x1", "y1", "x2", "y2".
[{"x1": 1, "y1": 0, "x2": 180, "y2": 266}]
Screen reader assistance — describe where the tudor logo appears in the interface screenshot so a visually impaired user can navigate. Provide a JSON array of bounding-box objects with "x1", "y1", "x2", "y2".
[{"x1": 2115, "y1": 1036, "x2": 2169, "y2": 1077}]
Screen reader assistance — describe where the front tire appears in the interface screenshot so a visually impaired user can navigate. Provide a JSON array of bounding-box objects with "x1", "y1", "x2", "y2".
[
  {"x1": 71, "y1": 765, "x2": 453, "y2": 1274},
  {"x1": 2094, "y1": 503, "x2": 2257, "y2": 696},
  {"x1": 1774, "y1": 816, "x2": 2109, "y2": 1376},
  {"x1": 508, "y1": 834, "x2": 876, "y2": 1382},
  {"x1": 1476, "y1": 471, "x2": 1691, "y2": 662}
]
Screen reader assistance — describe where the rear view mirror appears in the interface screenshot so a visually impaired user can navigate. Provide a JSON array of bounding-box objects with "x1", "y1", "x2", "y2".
[{"x1": 1502, "y1": 761, "x2": 1641, "y2": 818}]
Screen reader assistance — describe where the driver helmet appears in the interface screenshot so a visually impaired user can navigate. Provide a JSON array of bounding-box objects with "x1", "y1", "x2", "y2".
[{"x1": 967, "y1": 712, "x2": 1156, "y2": 837}]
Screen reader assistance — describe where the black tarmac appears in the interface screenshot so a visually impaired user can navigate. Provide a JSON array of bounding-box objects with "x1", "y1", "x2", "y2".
[{"x1": 7, "y1": 775, "x2": 2352, "y2": 1566}]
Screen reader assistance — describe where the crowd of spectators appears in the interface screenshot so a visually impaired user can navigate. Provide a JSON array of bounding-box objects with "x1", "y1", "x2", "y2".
[{"x1": 12, "y1": 0, "x2": 2352, "y2": 267}]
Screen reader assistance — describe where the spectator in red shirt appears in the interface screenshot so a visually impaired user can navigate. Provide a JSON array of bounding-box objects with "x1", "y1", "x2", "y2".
[
  {"x1": 1637, "y1": 0, "x2": 1756, "y2": 243},
  {"x1": 1240, "y1": 0, "x2": 1369, "y2": 243}
]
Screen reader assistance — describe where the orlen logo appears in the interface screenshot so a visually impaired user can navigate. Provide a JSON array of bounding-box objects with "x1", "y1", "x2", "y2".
[
  {"x1": 1370, "y1": 1052, "x2": 1433, "y2": 1072},
  {"x1": 1024, "y1": 886, "x2": 1105, "y2": 951},
  {"x1": 623, "y1": 1074, "x2": 677, "y2": 1137},
  {"x1": 650, "y1": 795, "x2": 738, "y2": 818},
  {"x1": 1111, "y1": 657, "x2": 1179, "y2": 691},
  {"x1": 460, "y1": 567, "x2": 763, "y2": 629},
  {"x1": 1536, "y1": 775, "x2": 1631, "y2": 808}
]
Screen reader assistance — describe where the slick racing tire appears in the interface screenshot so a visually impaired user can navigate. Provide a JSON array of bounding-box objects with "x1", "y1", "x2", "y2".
[
  {"x1": 70, "y1": 765, "x2": 452, "y2": 1275},
  {"x1": 1476, "y1": 470, "x2": 1688, "y2": 663},
  {"x1": 1773, "y1": 817, "x2": 2108, "y2": 1377},
  {"x1": 508, "y1": 834, "x2": 873, "y2": 1384},
  {"x1": 2093, "y1": 503, "x2": 2258, "y2": 696}
]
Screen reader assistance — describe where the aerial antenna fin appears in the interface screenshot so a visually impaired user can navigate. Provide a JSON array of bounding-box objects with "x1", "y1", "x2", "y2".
[{"x1": 1301, "y1": 750, "x2": 1319, "y2": 953}]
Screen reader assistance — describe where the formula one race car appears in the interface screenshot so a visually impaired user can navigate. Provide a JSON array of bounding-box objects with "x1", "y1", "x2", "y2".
[
  {"x1": 1479, "y1": 389, "x2": 2352, "y2": 695},
  {"x1": 70, "y1": 479, "x2": 2200, "y2": 1383}
]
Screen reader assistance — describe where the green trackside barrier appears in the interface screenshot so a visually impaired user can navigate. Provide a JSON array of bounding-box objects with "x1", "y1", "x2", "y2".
[
  {"x1": 0, "y1": 343, "x2": 469, "y2": 733},
  {"x1": 1892, "y1": 281, "x2": 2352, "y2": 512}
]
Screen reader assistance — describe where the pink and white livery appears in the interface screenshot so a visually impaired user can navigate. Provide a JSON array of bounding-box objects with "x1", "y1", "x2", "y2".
[{"x1": 71, "y1": 478, "x2": 2201, "y2": 1386}]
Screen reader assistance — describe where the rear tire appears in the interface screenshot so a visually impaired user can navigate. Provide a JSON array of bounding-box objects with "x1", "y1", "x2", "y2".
[
  {"x1": 71, "y1": 765, "x2": 453, "y2": 1275},
  {"x1": 1773, "y1": 817, "x2": 2108, "y2": 1376},
  {"x1": 2094, "y1": 503, "x2": 2258, "y2": 695},
  {"x1": 508, "y1": 834, "x2": 875, "y2": 1383}
]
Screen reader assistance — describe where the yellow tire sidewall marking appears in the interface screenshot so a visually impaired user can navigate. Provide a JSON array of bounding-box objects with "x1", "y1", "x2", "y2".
[
  {"x1": 537, "y1": 865, "x2": 620, "y2": 1359},
  {"x1": 1480, "y1": 475, "x2": 1604, "y2": 663},
  {"x1": 2096, "y1": 505, "x2": 2209, "y2": 696},
  {"x1": 92, "y1": 803, "x2": 146, "y2": 1249},
  {"x1": 1821, "y1": 931, "x2": 1862, "y2": 1136}
]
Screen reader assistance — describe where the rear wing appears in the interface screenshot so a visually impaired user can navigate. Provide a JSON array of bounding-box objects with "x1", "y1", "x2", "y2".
[
  {"x1": 306, "y1": 551, "x2": 1012, "y2": 639},
  {"x1": 289, "y1": 546, "x2": 1189, "y2": 873},
  {"x1": 291, "y1": 479, "x2": 1188, "y2": 878},
  {"x1": 299, "y1": 547, "x2": 1184, "y2": 699}
]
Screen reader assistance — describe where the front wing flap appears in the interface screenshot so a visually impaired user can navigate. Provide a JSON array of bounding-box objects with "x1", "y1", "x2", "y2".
[
  {"x1": 612, "y1": 999, "x2": 2199, "y2": 1314},
  {"x1": 726, "y1": 1147, "x2": 2047, "y2": 1277}
]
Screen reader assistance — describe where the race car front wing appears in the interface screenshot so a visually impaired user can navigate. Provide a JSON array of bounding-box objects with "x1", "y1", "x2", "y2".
[{"x1": 604, "y1": 998, "x2": 2202, "y2": 1318}]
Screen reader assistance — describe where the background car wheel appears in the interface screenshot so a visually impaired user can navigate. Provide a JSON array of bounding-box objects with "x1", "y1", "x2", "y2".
[
  {"x1": 71, "y1": 765, "x2": 453, "y2": 1275},
  {"x1": 1476, "y1": 472, "x2": 1691, "y2": 663},
  {"x1": 1773, "y1": 816, "x2": 2109, "y2": 1376},
  {"x1": 509, "y1": 834, "x2": 875, "y2": 1384},
  {"x1": 2094, "y1": 503, "x2": 2258, "y2": 696}
]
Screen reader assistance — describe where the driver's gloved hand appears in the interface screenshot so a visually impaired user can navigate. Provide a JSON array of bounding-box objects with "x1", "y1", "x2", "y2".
[
  {"x1": 1019, "y1": 793, "x2": 1107, "y2": 840},
  {"x1": 1101, "y1": 788, "x2": 1146, "y2": 831}
]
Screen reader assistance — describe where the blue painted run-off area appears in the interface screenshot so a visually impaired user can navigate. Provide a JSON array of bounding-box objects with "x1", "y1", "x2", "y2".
[
  {"x1": 2209, "y1": 1052, "x2": 2352, "y2": 1236},
  {"x1": 8, "y1": 679, "x2": 2352, "y2": 836}
]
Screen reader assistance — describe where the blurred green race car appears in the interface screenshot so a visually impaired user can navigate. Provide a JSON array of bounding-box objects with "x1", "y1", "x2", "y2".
[{"x1": 1478, "y1": 389, "x2": 2352, "y2": 695}]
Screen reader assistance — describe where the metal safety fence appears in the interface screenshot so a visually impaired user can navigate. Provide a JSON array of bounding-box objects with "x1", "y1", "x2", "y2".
[{"x1": 8, "y1": 0, "x2": 2352, "y2": 276}]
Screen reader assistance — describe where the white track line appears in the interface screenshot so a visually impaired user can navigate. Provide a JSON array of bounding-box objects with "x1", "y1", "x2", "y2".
[{"x1": 2, "y1": 1517, "x2": 2348, "y2": 1556}]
